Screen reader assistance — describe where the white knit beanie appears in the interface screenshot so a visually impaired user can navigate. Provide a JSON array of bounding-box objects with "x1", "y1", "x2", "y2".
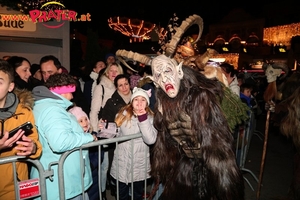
[
  {"x1": 130, "y1": 87, "x2": 151, "y2": 105},
  {"x1": 68, "y1": 106, "x2": 90, "y2": 130}
]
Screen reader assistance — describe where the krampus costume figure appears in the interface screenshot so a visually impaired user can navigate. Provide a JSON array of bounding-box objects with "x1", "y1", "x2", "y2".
[
  {"x1": 274, "y1": 70, "x2": 300, "y2": 199},
  {"x1": 261, "y1": 61, "x2": 300, "y2": 199},
  {"x1": 148, "y1": 54, "x2": 244, "y2": 200},
  {"x1": 280, "y1": 78, "x2": 300, "y2": 199},
  {"x1": 116, "y1": 14, "x2": 246, "y2": 200}
]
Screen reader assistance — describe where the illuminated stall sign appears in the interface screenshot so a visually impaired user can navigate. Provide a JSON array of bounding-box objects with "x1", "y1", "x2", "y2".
[
  {"x1": 0, "y1": 14, "x2": 36, "y2": 31},
  {"x1": 0, "y1": 1, "x2": 91, "y2": 29}
]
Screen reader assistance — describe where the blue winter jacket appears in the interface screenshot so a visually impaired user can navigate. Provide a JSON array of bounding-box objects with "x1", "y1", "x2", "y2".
[{"x1": 30, "y1": 86, "x2": 94, "y2": 200}]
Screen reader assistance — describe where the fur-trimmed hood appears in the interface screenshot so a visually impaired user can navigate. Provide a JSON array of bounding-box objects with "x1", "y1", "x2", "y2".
[
  {"x1": 0, "y1": 88, "x2": 34, "y2": 121},
  {"x1": 14, "y1": 88, "x2": 35, "y2": 110}
]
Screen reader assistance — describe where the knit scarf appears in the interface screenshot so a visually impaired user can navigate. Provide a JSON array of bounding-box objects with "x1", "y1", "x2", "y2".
[
  {"x1": 118, "y1": 90, "x2": 132, "y2": 104},
  {"x1": 0, "y1": 92, "x2": 19, "y2": 120}
]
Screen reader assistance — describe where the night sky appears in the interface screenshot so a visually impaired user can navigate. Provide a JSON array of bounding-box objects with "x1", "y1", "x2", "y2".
[{"x1": 63, "y1": 0, "x2": 289, "y2": 40}]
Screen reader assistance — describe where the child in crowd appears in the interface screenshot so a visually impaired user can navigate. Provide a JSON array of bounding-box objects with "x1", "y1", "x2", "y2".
[
  {"x1": 108, "y1": 87, "x2": 157, "y2": 200},
  {"x1": 240, "y1": 82, "x2": 257, "y2": 109},
  {"x1": 68, "y1": 106, "x2": 103, "y2": 200},
  {"x1": 68, "y1": 106, "x2": 91, "y2": 133}
]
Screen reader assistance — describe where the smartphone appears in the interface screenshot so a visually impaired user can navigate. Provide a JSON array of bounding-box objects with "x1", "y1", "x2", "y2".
[{"x1": 8, "y1": 121, "x2": 33, "y2": 138}]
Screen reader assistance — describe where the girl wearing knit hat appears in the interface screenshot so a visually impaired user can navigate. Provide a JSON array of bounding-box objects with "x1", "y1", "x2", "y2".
[
  {"x1": 69, "y1": 106, "x2": 105, "y2": 200},
  {"x1": 68, "y1": 106, "x2": 91, "y2": 133},
  {"x1": 107, "y1": 87, "x2": 157, "y2": 200}
]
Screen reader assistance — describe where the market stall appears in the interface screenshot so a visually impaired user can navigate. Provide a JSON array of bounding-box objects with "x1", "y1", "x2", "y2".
[{"x1": 0, "y1": 6, "x2": 70, "y2": 70}]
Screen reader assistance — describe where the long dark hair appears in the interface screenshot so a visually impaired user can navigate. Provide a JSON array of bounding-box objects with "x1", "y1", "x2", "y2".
[{"x1": 7, "y1": 56, "x2": 31, "y2": 75}]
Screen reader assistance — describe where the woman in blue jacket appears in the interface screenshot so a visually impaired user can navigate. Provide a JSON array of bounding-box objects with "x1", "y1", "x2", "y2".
[{"x1": 30, "y1": 73, "x2": 97, "y2": 200}]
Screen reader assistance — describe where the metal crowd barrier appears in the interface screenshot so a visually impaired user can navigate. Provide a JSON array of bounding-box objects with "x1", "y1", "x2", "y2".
[
  {"x1": 0, "y1": 155, "x2": 51, "y2": 199},
  {"x1": 1, "y1": 114, "x2": 260, "y2": 199},
  {"x1": 235, "y1": 110, "x2": 259, "y2": 191},
  {"x1": 0, "y1": 133, "x2": 152, "y2": 200}
]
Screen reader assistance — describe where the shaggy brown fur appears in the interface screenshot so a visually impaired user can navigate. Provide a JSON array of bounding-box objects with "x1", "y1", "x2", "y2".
[
  {"x1": 150, "y1": 66, "x2": 244, "y2": 200},
  {"x1": 279, "y1": 84, "x2": 300, "y2": 199},
  {"x1": 280, "y1": 87, "x2": 300, "y2": 149}
]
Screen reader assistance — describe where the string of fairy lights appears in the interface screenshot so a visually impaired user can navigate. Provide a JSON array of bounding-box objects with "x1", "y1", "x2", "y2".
[
  {"x1": 108, "y1": 16, "x2": 156, "y2": 43},
  {"x1": 2, "y1": 1, "x2": 299, "y2": 48},
  {"x1": 263, "y1": 22, "x2": 300, "y2": 47}
]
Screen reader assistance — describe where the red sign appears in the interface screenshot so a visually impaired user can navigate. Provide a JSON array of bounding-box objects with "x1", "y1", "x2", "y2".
[{"x1": 18, "y1": 178, "x2": 40, "y2": 199}]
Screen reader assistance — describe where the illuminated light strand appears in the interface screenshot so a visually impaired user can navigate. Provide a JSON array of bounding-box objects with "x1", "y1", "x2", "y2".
[
  {"x1": 263, "y1": 22, "x2": 300, "y2": 47},
  {"x1": 211, "y1": 53, "x2": 239, "y2": 69},
  {"x1": 208, "y1": 22, "x2": 300, "y2": 48},
  {"x1": 108, "y1": 16, "x2": 156, "y2": 42}
]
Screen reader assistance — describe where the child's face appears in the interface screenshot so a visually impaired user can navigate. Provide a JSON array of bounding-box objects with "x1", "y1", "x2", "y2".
[
  {"x1": 132, "y1": 96, "x2": 147, "y2": 115},
  {"x1": 243, "y1": 89, "x2": 252, "y2": 97},
  {"x1": 0, "y1": 71, "x2": 14, "y2": 105},
  {"x1": 78, "y1": 116, "x2": 89, "y2": 132}
]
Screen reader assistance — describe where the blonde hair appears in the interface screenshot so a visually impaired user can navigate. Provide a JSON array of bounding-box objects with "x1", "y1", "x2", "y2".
[
  {"x1": 104, "y1": 62, "x2": 123, "y2": 77},
  {"x1": 115, "y1": 103, "x2": 154, "y2": 127}
]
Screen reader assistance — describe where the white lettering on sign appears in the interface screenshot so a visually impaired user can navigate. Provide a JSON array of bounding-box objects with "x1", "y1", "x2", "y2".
[
  {"x1": 19, "y1": 178, "x2": 40, "y2": 199},
  {"x1": 19, "y1": 181, "x2": 39, "y2": 189}
]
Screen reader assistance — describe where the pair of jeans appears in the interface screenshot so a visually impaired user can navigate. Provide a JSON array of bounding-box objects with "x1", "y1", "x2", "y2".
[
  {"x1": 112, "y1": 178, "x2": 144, "y2": 200},
  {"x1": 152, "y1": 183, "x2": 164, "y2": 200},
  {"x1": 100, "y1": 151, "x2": 109, "y2": 192}
]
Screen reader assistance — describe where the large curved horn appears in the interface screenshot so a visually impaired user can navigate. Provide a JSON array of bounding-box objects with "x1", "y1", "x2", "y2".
[
  {"x1": 115, "y1": 49, "x2": 152, "y2": 71},
  {"x1": 165, "y1": 14, "x2": 203, "y2": 58},
  {"x1": 194, "y1": 48, "x2": 219, "y2": 70}
]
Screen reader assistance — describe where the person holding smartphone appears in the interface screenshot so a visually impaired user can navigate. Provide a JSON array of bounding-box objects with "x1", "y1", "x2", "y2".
[
  {"x1": 0, "y1": 59, "x2": 42, "y2": 200},
  {"x1": 0, "y1": 129, "x2": 24, "y2": 150}
]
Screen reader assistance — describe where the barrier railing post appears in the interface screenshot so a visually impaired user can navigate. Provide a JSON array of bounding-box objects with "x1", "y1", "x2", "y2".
[
  {"x1": 236, "y1": 111, "x2": 259, "y2": 191},
  {"x1": 2, "y1": 133, "x2": 149, "y2": 200}
]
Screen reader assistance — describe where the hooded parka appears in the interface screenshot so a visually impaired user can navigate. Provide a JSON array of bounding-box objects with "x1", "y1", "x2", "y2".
[
  {"x1": 30, "y1": 86, "x2": 94, "y2": 200},
  {"x1": 0, "y1": 89, "x2": 42, "y2": 200}
]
